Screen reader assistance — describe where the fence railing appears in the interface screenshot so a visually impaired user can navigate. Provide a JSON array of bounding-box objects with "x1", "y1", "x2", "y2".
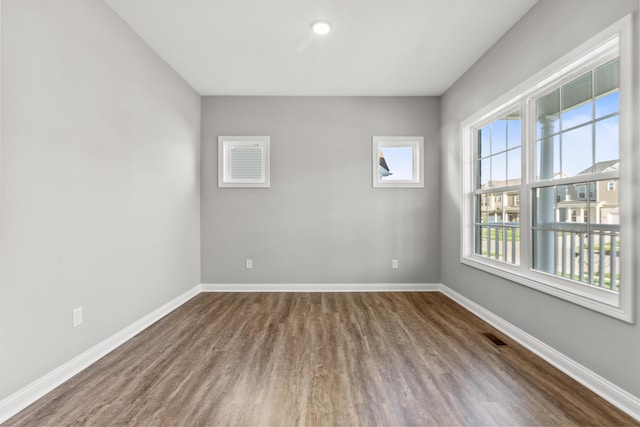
[
  {"x1": 553, "y1": 222, "x2": 619, "y2": 291},
  {"x1": 476, "y1": 222, "x2": 620, "y2": 292},
  {"x1": 476, "y1": 222, "x2": 520, "y2": 265}
]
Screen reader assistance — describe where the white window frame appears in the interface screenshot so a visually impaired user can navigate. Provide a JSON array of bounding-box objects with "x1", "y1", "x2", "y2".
[
  {"x1": 460, "y1": 16, "x2": 636, "y2": 322},
  {"x1": 218, "y1": 136, "x2": 270, "y2": 188},
  {"x1": 372, "y1": 136, "x2": 424, "y2": 188}
]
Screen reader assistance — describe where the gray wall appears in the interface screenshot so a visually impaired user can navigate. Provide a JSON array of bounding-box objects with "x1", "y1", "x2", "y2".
[
  {"x1": 441, "y1": 0, "x2": 640, "y2": 397},
  {"x1": 0, "y1": 0, "x2": 201, "y2": 400},
  {"x1": 201, "y1": 96, "x2": 440, "y2": 284}
]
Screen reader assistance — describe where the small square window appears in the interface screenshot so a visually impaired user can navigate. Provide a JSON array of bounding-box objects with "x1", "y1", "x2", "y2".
[
  {"x1": 608, "y1": 181, "x2": 615, "y2": 191},
  {"x1": 372, "y1": 136, "x2": 424, "y2": 188},
  {"x1": 218, "y1": 136, "x2": 270, "y2": 188}
]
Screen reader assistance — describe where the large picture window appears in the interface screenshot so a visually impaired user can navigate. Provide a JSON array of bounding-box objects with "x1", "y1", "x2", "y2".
[{"x1": 460, "y1": 16, "x2": 635, "y2": 322}]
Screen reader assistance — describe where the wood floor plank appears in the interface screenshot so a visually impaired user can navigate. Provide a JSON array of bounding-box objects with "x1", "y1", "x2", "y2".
[{"x1": 3, "y1": 292, "x2": 638, "y2": 426}]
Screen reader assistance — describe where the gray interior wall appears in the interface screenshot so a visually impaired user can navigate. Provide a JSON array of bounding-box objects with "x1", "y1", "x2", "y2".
[
  {"x1": 0, "y1": 0, "x2": 201, "y2": 400},
  {"x1": 441, "y1": 0, "x2": 640, "y2": 397},
  {"x1": 201, "y1": 96, "x2": 440, "y2": 284}
]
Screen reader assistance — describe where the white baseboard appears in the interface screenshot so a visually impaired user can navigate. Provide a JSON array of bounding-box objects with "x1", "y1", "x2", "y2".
[
  {"x1": 0, "y1": 284, "x2": 201, "y2": 424},
  {"x1": 2, "y1": 282, "x2": 638, "y2": 424},
  {"x1": 200, "y1": 282, "x2": 440, "y2": 292},
  {"x1": 439, "y1": 283, "x2": 640, "y2": 422}
]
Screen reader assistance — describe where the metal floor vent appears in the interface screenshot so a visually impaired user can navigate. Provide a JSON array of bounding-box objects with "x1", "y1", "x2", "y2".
[{"x1": 482, "y1": 332, "x2": 507, "y2": 346}]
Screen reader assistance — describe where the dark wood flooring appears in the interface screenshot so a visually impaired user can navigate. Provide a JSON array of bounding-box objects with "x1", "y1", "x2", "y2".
[{"x1": 4, "y1": 292, "x2": 638, "y2": 426}]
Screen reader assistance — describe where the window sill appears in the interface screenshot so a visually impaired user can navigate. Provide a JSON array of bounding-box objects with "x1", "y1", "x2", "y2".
[{"x1": 460, "y1": 255, "x2": 631, "y2": 323}]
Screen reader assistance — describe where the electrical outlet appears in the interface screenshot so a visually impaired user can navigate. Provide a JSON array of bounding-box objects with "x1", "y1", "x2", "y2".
[
  {"x1": 72, "y1": 307, "x2": 83, "y2": 327},
  {"x1": 392, "y1": 259, "x2": 399, "y2": 269},
  {"x1": 246, "y1": 259, "x2": 253, "y2": 269}
]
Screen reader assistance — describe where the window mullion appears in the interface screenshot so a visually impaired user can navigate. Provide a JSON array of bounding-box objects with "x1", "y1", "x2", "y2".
[
  {"x1": 530, "y1": 171, "x2": 620, "y2": 189},
  {"x1": 518, "y1": 98, "x2": 535, "y2": 273}
]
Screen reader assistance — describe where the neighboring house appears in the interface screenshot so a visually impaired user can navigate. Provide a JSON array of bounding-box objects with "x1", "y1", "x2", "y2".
[
  {"x1": 480, "y1": 160, "x2": 619, "y2": 226},
  {"x1": 557, "y1": 160, "x2": 620, "y2": 225},
  {"x1": 480, "y1": 179, "x2": 521, "y2": 224}
]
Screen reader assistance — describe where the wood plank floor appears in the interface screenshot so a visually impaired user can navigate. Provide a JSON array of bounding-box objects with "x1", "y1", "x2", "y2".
[{"x1": 4, "y1": 292, "x2": 638, "y2": 426}]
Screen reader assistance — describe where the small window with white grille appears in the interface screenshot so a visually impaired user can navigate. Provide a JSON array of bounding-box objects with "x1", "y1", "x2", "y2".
[{"x1": 218, "y1": 136, "x2": 270, "y2": 188}]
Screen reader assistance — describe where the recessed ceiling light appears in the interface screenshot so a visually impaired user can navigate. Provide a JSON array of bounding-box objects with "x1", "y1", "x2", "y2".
[{"x1": 311, "y1": 20, "x2": 332, "y2": 36}]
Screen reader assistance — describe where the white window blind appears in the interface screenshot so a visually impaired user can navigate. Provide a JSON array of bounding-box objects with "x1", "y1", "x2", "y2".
[
  {"x1": 218, "y1": 136, "x2": 270, "y2": 188},
  {"x1": 229, "y1": 146, "x2": 264, "y2": 182}
]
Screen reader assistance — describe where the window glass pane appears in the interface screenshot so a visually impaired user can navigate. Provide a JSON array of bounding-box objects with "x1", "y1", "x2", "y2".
[
  {"x1": 595, "y1": 91, "x2": 619, "y2": 118},
  {"x1": 379, "y1": 146, "x2": 414, "y2": 181},
  {"x1": 480, "y1": 125, "x2": 491, "y2": 158},
  {"x1": 533, "y1": 186, "x2": 556, "y2": 228},
  {"x1": 532, "y1": 230, "x2": 555, "y2": 274},
  {"x1": 504, "y1": 225, "x2": 520, "y2": 265},
  {"x1": 491, "y1": 152, "x2": 507, "y2": 184},
  {"x1": 595, "y1": 115, "x2": 619, "y2": 165},
  {"x1": 478, "y1": 195, "x2": 489, "y2": 223},
  {"x1": 537, "y1": 136, "x2": 560, "y2": 180},
  {"x1": 591, "y1": 179, "x2": 619, "y2": 225},
  {"x1": 589, "y1": 179, "x2": 620, "y2": 290},
  {"x1": 561, "y1": 71, "x2": 594, "y2": 144},
  {"x1": 560, "y1": 183, "x2": 588, "y2": 227},
  {"x1": 562, "y1": 101, "x2": 593, "y2": 130},
  {"x1": 479, "y1": 157, "x2": 490, "y2": 189},
  {"x1": 504, "y1": 191, "x2": 520, "y2": 224},
  {"x1": 507, "y1": 111, "x2": 521, "y2": 149},
  {"x1": 562, "y1": 71, "x2": 592, "y2": 110},
  {"x1": 491, "y1": 119, "x2": 507, "y2": 153},
  {"x1": 531, "y1": 181, "x2": 619, "y2": 291},
  {"x1": 475, "y1": 225, "x2": 485, "y2": 256},
  {"x1": 562, "y1": 124, "x2": 593, "y2": 177},
  {"x1": 478, "y1": 225, "x2": 501, "y2": 259},
  {"x1": 537, "y1": 89, "x2": 560, "y2": 137},
  {"x1": 556, "y1": 184, "x2": 571, "y2": 224},
  {"x1": 503, "y1": 190, "x2": 520, "y2": 265},
  {"x1": 595, "y1": 58, "x2": 619, "y2": 97},
  {"x1": 476, "y1": 197, "x2": 520, "y2": 265},
  {"x1": 507, "y1": 148, "x2": 521, "y2": 185},
  {"x1": 487, "y1": 192, "x2": 503, "y2": 224},
  {"x1": 590, "y1": 229, "x2": 620, "y2": 291}
]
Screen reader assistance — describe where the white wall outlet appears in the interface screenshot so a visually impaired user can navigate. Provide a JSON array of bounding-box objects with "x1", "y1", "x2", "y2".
[
  {"x1": 72, "y1": 307, "x2": 83, "y2": 327},
  {"x1": 392, "y1": 259, "x2": 399, "y2": 269},
  {"x1": 246, "y1": 259, "x2": 253, "y2": 269}
]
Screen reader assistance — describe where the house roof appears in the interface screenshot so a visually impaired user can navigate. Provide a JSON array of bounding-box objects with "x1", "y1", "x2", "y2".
[{"x1": 578, "y1": 160, "x2": 619, "y2": 175}]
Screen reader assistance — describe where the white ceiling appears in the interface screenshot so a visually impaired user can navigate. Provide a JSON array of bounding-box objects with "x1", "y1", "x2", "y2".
[{"x1": 104, "y1": 0, "x2": 537, "y2": 96}]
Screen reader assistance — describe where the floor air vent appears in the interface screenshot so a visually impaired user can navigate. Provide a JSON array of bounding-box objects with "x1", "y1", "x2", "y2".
[{"x1": 482, "y1": 332, "x2": 507, "y2": 346}]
